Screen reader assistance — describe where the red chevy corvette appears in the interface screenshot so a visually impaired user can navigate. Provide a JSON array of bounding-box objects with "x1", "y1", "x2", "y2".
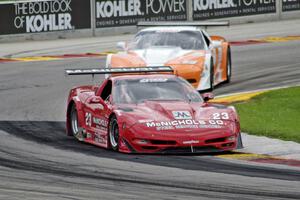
[{"x1": 65, "y1": 67, "x2": 243, "y2": 153}]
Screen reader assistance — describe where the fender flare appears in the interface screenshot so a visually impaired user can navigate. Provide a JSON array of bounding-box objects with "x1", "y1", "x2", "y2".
[{"x1": 66, "y1": 98, "x2": 85, "y2": 136}]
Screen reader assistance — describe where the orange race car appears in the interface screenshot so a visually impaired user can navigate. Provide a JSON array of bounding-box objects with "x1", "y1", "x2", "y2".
[{"x1": 106, "y1": 21, "x2": 232, "y2": 91}]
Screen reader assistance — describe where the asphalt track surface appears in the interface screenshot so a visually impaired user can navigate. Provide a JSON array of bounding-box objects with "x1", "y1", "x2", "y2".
[{"x1": 1, "y1": 20, "x2": 300, "y2": 199}]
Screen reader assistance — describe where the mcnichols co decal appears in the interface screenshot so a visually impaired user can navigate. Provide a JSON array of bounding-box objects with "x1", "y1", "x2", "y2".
[
  {"x1": 283, "y1": 0, "x2": 300, "y2": 11},
  {"x1": 95, "y1": 0, "x2": 187, "y2": 28},
  {"x1": 0, "y1": 0, "x2": 91, "y2": 35},
  {"x1": 193, "y1": 0, "x2": 276, "y2": 20}
]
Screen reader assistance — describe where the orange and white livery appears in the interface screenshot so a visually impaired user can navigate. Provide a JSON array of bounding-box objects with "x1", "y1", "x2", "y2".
[{"x1": 106, "y1": 21, "x2": 232, "y2": 91}]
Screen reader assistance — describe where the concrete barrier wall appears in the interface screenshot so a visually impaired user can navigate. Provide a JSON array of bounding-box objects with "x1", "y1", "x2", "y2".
[{"x1": 0, "y1": 0, "x2": 299, "y2": 42}]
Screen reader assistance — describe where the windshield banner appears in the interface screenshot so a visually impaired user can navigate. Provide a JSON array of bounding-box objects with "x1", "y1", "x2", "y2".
[
  {"x1": 193, "y1": 0, "x2": 276, "y2": 20},
  {"x1": 95, "y1": 0, "x2": 187, "y2": 28},
  {"x1": 283, "y1": 0, "x2": 300, "y2": 11},
  {"x1": 0, "y1": 0, "x2": 91, "y2": 35}
]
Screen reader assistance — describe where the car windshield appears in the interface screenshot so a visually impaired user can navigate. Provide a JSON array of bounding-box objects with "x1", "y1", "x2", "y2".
[
  {"x1": 113, "y1": 77, "x2": 203, "y2": 104},
  {"x1": 128, "y1": 30, "x2": 205, "y2": 50}
]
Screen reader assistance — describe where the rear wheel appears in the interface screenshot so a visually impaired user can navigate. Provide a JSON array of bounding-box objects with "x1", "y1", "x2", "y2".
[
  {"x1": 109, "y1": 115, "x2": 120, "y2": 151},
  {"x1": 224, "y1": 46, "x2": 232, "y2": 83}
]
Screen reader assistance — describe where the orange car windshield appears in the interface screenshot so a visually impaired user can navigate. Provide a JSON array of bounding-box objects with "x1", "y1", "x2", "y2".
[
  {"x1": 129, "y1": 31, "x2": 205, "y2": 50},
  {"x1": 113, "y1": 77, "x2": 203, "y2": 104}
]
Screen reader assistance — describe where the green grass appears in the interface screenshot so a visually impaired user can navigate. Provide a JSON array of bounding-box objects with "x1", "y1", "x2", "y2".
[{"x1": 234, "y1": 86, "x2": 300, "y2": 143}]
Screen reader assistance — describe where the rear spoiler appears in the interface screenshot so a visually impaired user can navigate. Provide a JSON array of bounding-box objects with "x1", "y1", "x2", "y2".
[
  {"x1": 65, "y1": 66, "x2": 174, "y2": 76},
  {"x1": 137, "y1": 21, "x2": 229, "y2": 28}
]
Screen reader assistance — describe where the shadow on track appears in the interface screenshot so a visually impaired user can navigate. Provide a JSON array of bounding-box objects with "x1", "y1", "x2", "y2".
[{"x1": 0, "y1": 120, "x2": 299, "y2": 181}]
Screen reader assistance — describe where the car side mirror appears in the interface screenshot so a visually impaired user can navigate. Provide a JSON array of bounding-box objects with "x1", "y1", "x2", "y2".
[
  {"x1": 89, "y1": 96, "x2": 105, "y2": 105},
  {"x1": 210, "y1": 40, "x2": 221, "y2": 49},
  {"x1": 116, "y1": 41, "x2": 126, "y2": 50},
  {"x1": 202, "y1": 93, "x2": 214, "y2": 102}
]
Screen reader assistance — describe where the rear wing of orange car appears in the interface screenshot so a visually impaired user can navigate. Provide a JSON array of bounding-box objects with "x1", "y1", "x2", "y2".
[
  {"x1": 137, "y1": 21, "x2": 229, "y2": 28},
  {"x1": 65, "y1": 66, "x2": 174, "y2": 76}
]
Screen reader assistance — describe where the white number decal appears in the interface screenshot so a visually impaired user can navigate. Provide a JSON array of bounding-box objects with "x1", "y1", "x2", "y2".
[
  {"x1": 209, "y1": 120, "x2": 224, "y2": 125},
  {"x1": 85, "y1": 112, "x2": 92, "y2": 126},
  {"x1": 213, "y1": 112, "x2": 229, "y2": 120},
  {"x1": 212, "y1": 113, "x2": 220, "y2": 119}
]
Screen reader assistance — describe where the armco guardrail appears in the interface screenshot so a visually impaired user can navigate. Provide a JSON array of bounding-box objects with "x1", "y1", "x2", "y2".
[{"x1": 0, "y1": 0, "x2": 299, "y2": 42}]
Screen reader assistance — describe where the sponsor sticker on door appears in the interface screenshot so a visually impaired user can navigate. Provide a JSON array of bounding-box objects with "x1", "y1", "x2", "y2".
[{"x1": 172, "y1": 111, "x2": 192, "y2": 119}]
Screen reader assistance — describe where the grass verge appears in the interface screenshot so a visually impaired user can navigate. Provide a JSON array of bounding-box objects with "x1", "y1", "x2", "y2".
[{"x1": 233, "y1": 86, "x2": 300, "y2": 143}]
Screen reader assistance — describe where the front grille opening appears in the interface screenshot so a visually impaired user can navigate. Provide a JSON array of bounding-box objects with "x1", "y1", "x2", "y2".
[
  {"x1": 142, "y1": 146, "x2": 158, "y2": 150},
  {"x1": 187, "y1": 79, "x2": 197, "y2": 84},
  {"x1": 161, "y1": 146, "x2": 218, "y2": 153},
  {"x1": 150, "y1": 140, "x2": 177, "y2": 145},
  {"x1": 205, "y1": 137, "x2": 226, "y2": 144}
]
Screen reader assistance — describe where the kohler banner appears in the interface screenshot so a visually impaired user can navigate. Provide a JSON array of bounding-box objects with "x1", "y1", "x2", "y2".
[
  {"x1": 193, "y1": 0, "x2": 276, "y2": 20},
  {"x1": 95, "y1": 0, "x2": 187, "y2": 28},
  {"x1": 283, "y1": 0, "x2": 300, "y2": 11},
  {"x1": 0, "y1": 0, "x2": 91, "y2": 35}
]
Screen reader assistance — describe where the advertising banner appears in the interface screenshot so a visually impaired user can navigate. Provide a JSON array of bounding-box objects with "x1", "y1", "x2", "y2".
[
  {"x1": 95, "y1": 0, "x2": 187, "y2": 28},
  {"x1": 193, "y1": 0, "x2": 276, "y2": 20},
  {"x1": 0, "y1": 0, "x2": 91, "y2": 35},
  {"x1": 282, "y1": 0, "x2": 300, "y2": 11}
]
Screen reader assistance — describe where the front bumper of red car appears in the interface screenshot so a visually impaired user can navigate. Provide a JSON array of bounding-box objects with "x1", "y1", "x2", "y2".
[{"x1": 119, "y1": 126, "x2": 240, "y2": 154}]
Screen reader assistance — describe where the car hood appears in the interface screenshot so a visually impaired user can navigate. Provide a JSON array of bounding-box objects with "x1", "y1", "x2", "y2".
[
  {"x1": 116, "y1": 101, "x2": 235, "y2": 132},
  {"x1": 121, "y1": 47, "x2": 205, "y2": 66},
  {"x1": 132, "y1": 47, "x2": 192, "y2": 66}
]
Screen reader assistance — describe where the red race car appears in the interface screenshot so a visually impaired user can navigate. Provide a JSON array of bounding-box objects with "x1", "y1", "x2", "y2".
[{"x1": 65, "y1": 67, "x2": 243, "y2": 153}]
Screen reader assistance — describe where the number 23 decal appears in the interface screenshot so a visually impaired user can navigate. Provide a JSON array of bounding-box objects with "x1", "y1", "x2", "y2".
[{"x1": 212, "y1": 112, "x2": 229, "y2": 120}]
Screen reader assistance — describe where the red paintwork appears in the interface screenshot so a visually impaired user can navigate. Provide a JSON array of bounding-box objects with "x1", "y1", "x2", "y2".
[
  {"x1": 66, "y1": 74, "x2": 241, "y2": 153},
  {"x1": 251, "y1": 158, "x2": 300, "y2": 167}
]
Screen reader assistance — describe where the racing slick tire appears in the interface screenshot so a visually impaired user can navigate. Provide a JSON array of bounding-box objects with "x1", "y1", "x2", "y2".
[
  {"x1": 109, "y1": 115, "x2": 120, "y2": 151},
  {"x1": 236, "y1": 132, "x2": 244, "y2": 149},
  {"x1": 224, "y1": 46, "x2": 232, "y2": 84},
  {"x1": 70, "y1": 104, "x2": 84, "y2": 141}
]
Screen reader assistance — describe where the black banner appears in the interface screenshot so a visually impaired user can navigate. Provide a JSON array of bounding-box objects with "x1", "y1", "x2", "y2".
[
  {"x1": 95, "y1": 0, "x2": 187, "y2": 28},
  {"x1": 193, "y1": 0, "x2": 276, "y2": 20},
  {"x1": 0, "y1": 0, "x2": 91, "y2": 35},
  {"x1": 283, "y1": 0, "x2": 300, "y2": 11}
]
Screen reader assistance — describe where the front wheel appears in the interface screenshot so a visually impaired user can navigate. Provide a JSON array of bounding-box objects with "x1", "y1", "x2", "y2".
[
  {"x1": 70, "y1": 104, "x2": 84, "y2": 141},
  {"x1": 236, "y1": 133, "x2": 243, "y2": 149},
  {"x1": 109, "y1": 115, "x2": 120, "y2": 151}
]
